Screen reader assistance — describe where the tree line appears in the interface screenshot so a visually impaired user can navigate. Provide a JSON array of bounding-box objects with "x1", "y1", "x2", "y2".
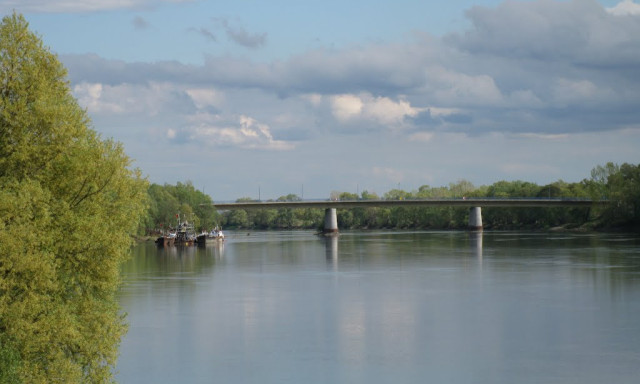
[
  {"x1": 142, "y1": 181, "x2": 219, "y2": 234},
  {"x1": 144, "y1": 162, "x2": 640, "y2": 233}
]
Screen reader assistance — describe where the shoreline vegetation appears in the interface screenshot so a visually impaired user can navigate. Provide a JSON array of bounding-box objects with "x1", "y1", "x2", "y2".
[{"x1": 142, "y1": 162, "x2": 640, "y2": 236}]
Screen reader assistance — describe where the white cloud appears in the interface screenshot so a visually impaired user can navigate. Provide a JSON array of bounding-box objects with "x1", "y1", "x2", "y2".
[
  {"x1": 363, "y1": 96, "x2": 422, "y2": 126},
  {"x1": 330, "y1": 94, "x2": 363, "y2": 122},
  {"x1": 74, "y1": 81, "x2": 192, "y2": 116},
  {"x1": 330, "y1": 93, "x2": 423, "y2": 126},
  {"x1": 185, "y1": 114, "x2": 293, "y2": 150},
  {"x1": 74, "y1": 82, "x2": 123, "y2": 114},
  {"x1": 74, "y1": 82, "x2": 102, "y2": 99},
  {"x1": 606, "y1": 0, "x2": 640, "y2": 15}
]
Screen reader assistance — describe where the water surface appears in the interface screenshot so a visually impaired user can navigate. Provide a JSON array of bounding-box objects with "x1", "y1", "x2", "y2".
[{"x1": 117, "y1": 231, "x2": 640, "y2": 383}]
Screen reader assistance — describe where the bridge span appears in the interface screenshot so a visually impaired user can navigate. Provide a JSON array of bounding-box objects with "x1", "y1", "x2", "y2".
[{"x1": 213, "y1": 198, "x2": 606, "y2": 233}]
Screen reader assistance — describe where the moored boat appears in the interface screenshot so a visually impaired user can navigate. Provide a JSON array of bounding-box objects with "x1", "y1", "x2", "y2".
[
  {"x1": 155, "y1": 235, "x2": 175, "y2": 246},
  {"x1": 174, "y1": 220, "x2": 196, "y2": 246},
  {"x1": 156, "y1": 214, "x2": 197, "y2": 246},
  {"x1": 207, "y1": 227, "x2": 225, "y2": 241},
  {"x1": 196, "y1": 232, "x2": 208, "y2": 246},
  {"x1": 155, "y1": 230, "x2": 176, "y2": 246}
]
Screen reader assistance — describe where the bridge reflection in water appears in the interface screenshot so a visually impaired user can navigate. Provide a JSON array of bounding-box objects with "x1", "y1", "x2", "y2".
[
  {"x1": 213, "y1": 198, "x2": 604, "y2": 233},
  {"x1": 323, "y1": 230, "x2": 485, "y2": 270}
]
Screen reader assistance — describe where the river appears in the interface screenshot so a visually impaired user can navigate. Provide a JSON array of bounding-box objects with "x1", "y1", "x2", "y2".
[{"x1": 116, "y1": 230, "x2": 640, "y2": 383}]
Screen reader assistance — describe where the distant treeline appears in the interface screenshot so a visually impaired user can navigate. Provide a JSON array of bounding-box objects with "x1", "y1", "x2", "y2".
[
  {"x1": 142, "y1": 182, "x2": 219, "y2": 234},
  {"x1": 143, "y1": 163, "x2": 640, "y2": 233}
]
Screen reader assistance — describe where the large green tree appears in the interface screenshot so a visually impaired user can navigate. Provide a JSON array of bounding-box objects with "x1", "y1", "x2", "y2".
[{"x1": 0, "y1": 13, "x2": 148, "y2": 383}]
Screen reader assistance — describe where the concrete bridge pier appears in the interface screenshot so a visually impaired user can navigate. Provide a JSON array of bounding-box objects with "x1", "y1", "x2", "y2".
[
  {"x1": 323, "y1": 208, "x2": 339, "y2": 235},
  {"x1": 468, "y1": 207, "x2": 483, "y2": 231}
]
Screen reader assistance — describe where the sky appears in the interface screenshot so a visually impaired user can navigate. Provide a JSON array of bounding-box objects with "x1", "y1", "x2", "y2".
[{"x1": 2, "y1": 0, "x2": 640, "y2": 201}]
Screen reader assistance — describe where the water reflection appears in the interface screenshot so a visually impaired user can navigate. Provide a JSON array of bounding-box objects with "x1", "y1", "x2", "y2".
[
  {"x1": 118, "y1": 231, "x2": 640, "y2": 384},
  {"x1": 208, "y1": 241, "x2": 225, "y2": 260},
  {"x1": 325, "y1": 235, "x2": 339, "y2": 269},
  {"x1": 469, "y1": 231, "x2": 483, "y2": 262}
]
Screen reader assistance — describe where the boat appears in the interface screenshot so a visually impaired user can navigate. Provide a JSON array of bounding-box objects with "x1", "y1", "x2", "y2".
[
  {"x1": 207, "y1": 227, "x2": 225, "y2": 241},
  {"x1": 196, "y1": 227, "x2": 225, "y2": 246},
  {"x1": 156, "y1": 214, "x2": 197, "y2": 246},
  {"x1": 196, "y1": 231, "x2": 208, "y2": 246},
  {"x1": 155, "y1": 233, "x2": 175, "y2": 246},
  {"x1": 174, "y1": 220, "x2": 197, "y2": 246}
]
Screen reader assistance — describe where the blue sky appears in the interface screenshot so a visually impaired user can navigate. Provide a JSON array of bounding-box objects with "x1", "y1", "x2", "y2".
[{"x1": 3, "y1": 0, "x2": 640, "y2": 201}]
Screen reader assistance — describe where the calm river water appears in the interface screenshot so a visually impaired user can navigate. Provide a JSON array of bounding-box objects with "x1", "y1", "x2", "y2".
[{"x1": 116, "y1": 231, "x2": 640, "y2": 383}]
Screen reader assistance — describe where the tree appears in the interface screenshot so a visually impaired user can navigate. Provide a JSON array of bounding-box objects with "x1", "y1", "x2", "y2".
[
  {"x1": 0, "y1": 13, "x2": 148, "y2": 382},
  {"x1": 589, "y1": 162, "x2": 619, "y2": 199},
  {"x1": 226, "y1": 209, "x2": 250, "y2": 228},
  {"x1": 147, "y1": 184, "x2": 181, "y2": 228},
  {"x1": 604, "y1": 163, "x2": 640, "y2": 226},
  {"x1": 449, "y1": 179, "x2": 475, "y2": 198},
  {"x1": 277, "y1": 193, "x2": 302, "y2": 202},
  {"x1": 253, "y1": 208, "x2": 278, "y2": 229},
  {"x1": 360, "y1": 190, "x2": 379, "y2": 200},
  {"x1": 144, "y1": 182, "x2": 220, "y2": 232},
  {"x1": 338, "y1": 192, "x2": 359, "y2": 201}
]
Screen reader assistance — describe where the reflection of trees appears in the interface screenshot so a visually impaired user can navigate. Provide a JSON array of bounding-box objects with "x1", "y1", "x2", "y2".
[
  {"x1": 326, "y1": 231, "x2": 640, "y2": 294},
  {"x1": 122, "y1": 243, "x2": 219, "y2": 282}
]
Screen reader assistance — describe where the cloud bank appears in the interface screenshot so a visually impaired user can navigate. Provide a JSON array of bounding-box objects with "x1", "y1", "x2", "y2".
[
  {"x1": 64, "y1": 0, "x2": 640, "y2": 146},
  {"x1": 20, "y1": 0, "x2": 640, "y2": 198}
]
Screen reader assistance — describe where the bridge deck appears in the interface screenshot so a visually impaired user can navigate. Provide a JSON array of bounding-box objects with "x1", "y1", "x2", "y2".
[{"x1": 213, "y1": 198, "x2": 605, "y2": 210}]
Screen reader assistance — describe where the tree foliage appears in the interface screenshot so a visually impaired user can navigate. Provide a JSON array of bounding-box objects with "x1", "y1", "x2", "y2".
[
  {"x1": 0, "y1": 13, "x2": 148, "y2": 382},
  {"x1": 144, "y1": 181, "x2": 219, "y2": 232},
  {"x1": 600, "y1": 163, "x2": 640, "y2": 226}
]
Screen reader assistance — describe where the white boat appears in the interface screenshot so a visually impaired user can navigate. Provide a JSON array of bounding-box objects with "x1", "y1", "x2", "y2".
[{"x1": 207, "y1": 227, "x2": 225, "y2": 241}]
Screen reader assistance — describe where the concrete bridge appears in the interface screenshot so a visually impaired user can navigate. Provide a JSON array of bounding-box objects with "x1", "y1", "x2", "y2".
[{"x1": 213, "y1": 198, "x2": 606, "y2": 234}]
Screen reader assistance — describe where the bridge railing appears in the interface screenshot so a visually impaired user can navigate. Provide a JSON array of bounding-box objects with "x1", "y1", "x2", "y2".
[{"x1": 211, "y1": 198, "x2": 607, "y2": 210}]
